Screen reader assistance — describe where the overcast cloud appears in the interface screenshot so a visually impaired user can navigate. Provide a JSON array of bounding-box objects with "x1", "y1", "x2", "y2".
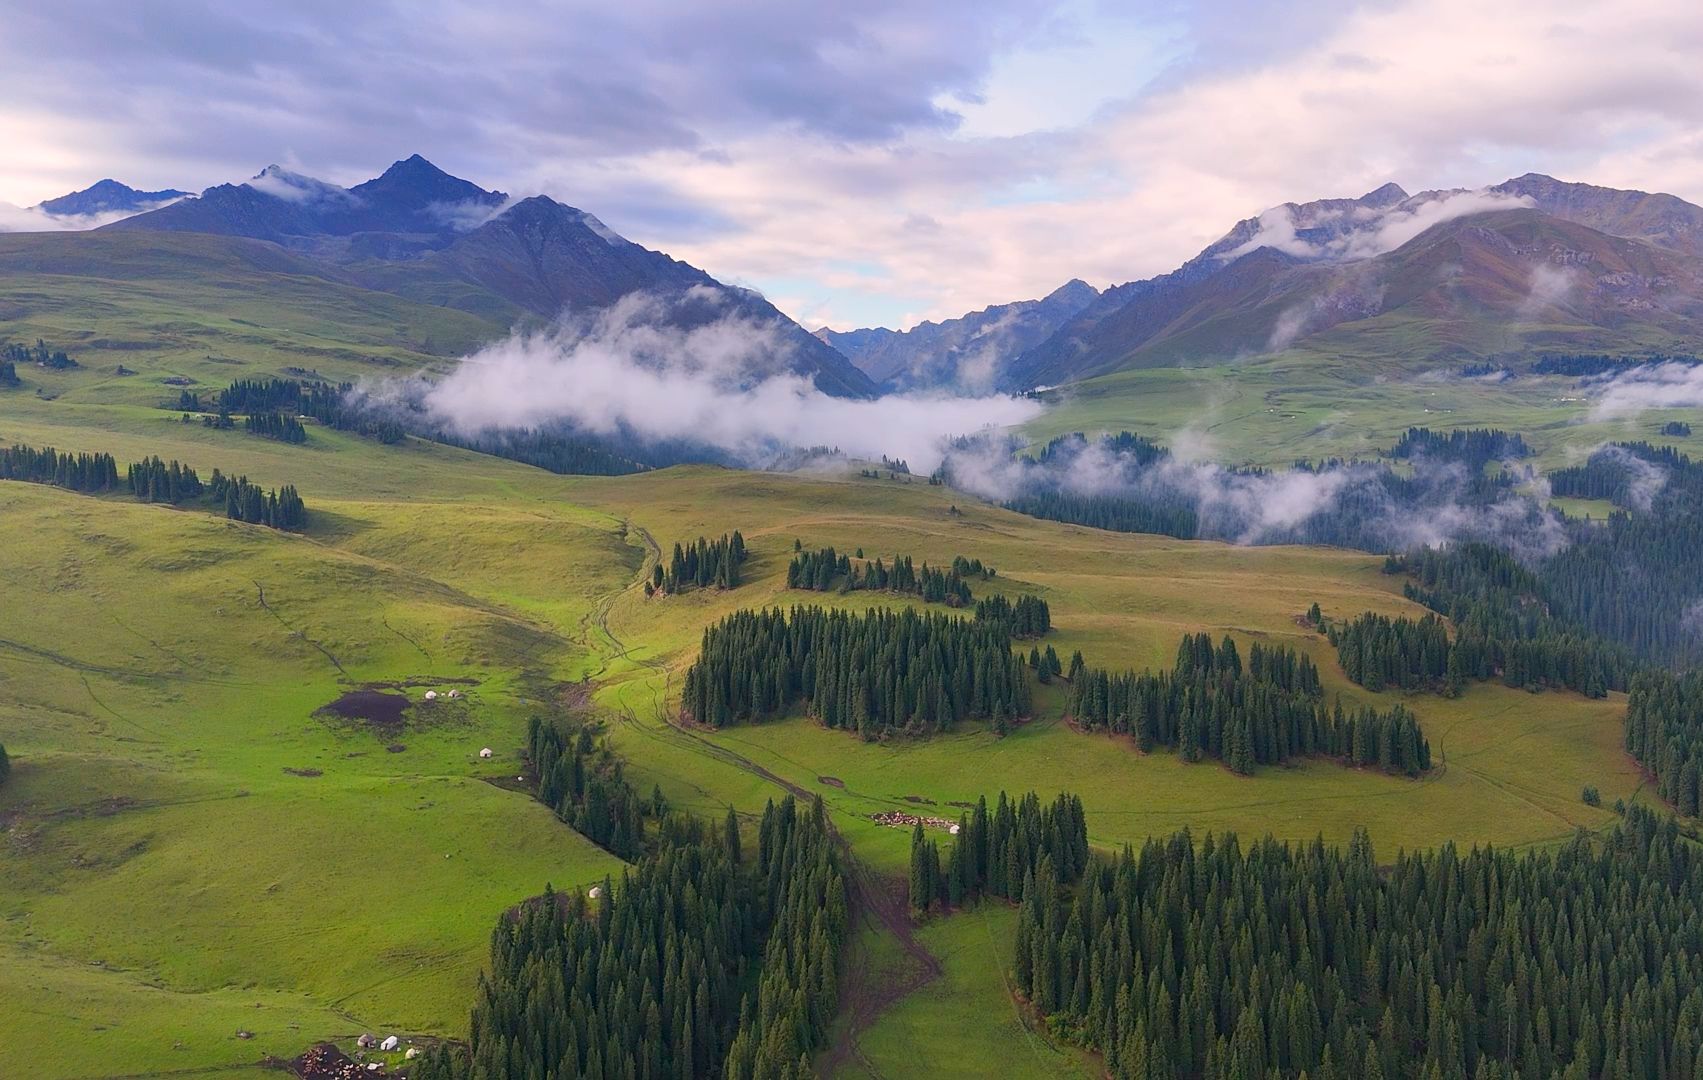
[{"x1": 3, "y1": 0, "x2": 1703, "y2": 329}]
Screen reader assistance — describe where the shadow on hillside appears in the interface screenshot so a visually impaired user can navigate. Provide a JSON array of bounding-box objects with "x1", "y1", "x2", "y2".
[{"x1": 300, "y1": 507, "x2": 375, "y2": 543}]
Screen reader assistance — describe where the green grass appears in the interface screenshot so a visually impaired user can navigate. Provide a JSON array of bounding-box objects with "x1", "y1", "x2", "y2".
[
  {"x1": 0, "y1": 231, "x2": 507, "y2": 411},
  {"x1": 0, "y1": 438, "x2": 1656, "y2": 1074},
  {"x1": 0, "y1": 483, "x2": 628, "y2": 1076},
  {"x1": 846, "y1": 905, "x2": 1093, "y2": 1079},
  {"x1": 1027, "y1": 352, "x2": 1703, "y2": 469},
  {"x1": 0, "y1": 295, "x2": 1680, "y2": 1076}
]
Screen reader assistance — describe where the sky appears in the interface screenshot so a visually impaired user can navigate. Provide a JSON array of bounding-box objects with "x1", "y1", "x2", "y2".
[{"x1": 3, "y1": 0, "x2": 1703, "y2": 330}]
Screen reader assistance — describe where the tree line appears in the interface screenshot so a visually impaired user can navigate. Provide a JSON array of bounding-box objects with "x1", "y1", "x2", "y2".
[
  {"x1": 1069, "y1": 633, "x2": 1430, "y2": 777},
  {"x1": 1014, "y1": 805, "x2": 1703, "y2": 1080},
  {"x1": 208, "y1": 470, "x2": 306, "y2": 530},
  {"x1": 1326, "y1": 610, "x2": 1454, "y2": 693},
  {"x1": 440, "y1": 426, "x2": 648, "y2": 476},
  {"x1": 652, "y1": 532, "x2": 748, "y2": 595},
  {"x1": 1624, "y1": 671, "x2": 1703, "y2": 817},
  {"x1": 529, "y1": 715, "x2": 652, "y2": 861},
  {"x1": 243, "y1": 410, "x2": 307, "y2": 443},
  {"x1": 1531, "y1": 352, "x2": 1702, "y2": 377},
  {"x1": 1326, "y1": 603, "x2": 1625, "y2": 699},
  {"x1": 1388, "y1": 426, "x2": 1530, "y2": 465},
  {"x1": 1004, "y1": 488, "x2": 1200, "y2": 541},
  {"x1": 1, "y1": 443, "x2": 306, "y2": 531},
  {"x1": 1388, "y1": 455, "x2": 1703, "y2": 812},
  {"x1": 985, "y1": 428, "x2": 1530, "y2": 552},
  {"x1": 1, "y1": 445, "x2": 121, "y2": 492},
  {"x1": 128, "y1": 455, "x2": 203, "y2": 502},
  {"x1": 2, "y1": 339, "x2": 77, "y2": 369},
  {"x1": 1390, "y1": 545, "x2": 1635, "y2": 696},
  {"x1": 786, "y1": 545, "x2": 982, "y2": 606},
  {"x1": 1540, "y1": 443, "x2": 1703, "y2": 667},
  {"x1": 179, "y1": 377, "x2": 405, "y2": 444},
  {"x1": 909, "y1": 790, "x2": 1089, "y2": 913},
  {"x1": 974, "y1": 593, "x2": 1052, "y2": 639},
  {"x1": 413, "y1": 795, "x2": 846, "y2": 1080},
  {"x1": 681, "y1": 605, "x2": 1033, "y2": 739}
]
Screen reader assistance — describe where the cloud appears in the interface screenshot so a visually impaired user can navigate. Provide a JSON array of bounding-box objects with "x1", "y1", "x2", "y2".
[
  {"x1": 1219, "y1": 205, "x2": 1324, "y2": 262},
  {"x1": 942, "y1": 429, "x2": 1569, "y2": 556},
  {"x1": 426, "y1": 196, "x2": 520, "y2": 232},
  {"x1": 245, "y1": 166, "x2": 353, "y2": 204},
  {"x1": 1267, "y1": 305, "x2": 1311, "y2": 353},
  {"x1": 0, "y1": 199, "x2": 176, "y2": 232},
  {"x1": 1334, "y1": 190, "x2": 1533, "y2": 259},
  {"x1": 1521, "y1": 262, "x2": 1581, "y2": 318},
  {"x1": 372, "y1": 291, "x2": 1041, "y2": 472},
  {"x1": 1222, "y1": 188, "x2": 1535, "y2": 266},
  {"x1": 1586, "y1": 361, "x2": 1703, "y2": 419},
  {"x1": 4, "y1": 1, "x2": 1703, "y2": 327},
  {"x1": 1597, "y1": 444, "x2": 1669, "y2": 510}
]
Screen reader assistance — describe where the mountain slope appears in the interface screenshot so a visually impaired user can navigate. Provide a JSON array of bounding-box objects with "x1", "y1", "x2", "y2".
[
  {"x1": 1012, "y1": 207, "x2": 1703, "y2": 386},
  {"x1": 1010, "y1": 175, "x2": 1703, "y2": 387},
  {"x1": 93, "y1": 156, "x2": 875, "y2": 396},
  {"x1": 817, "y1": 279, "x2": 1099, "y2": 390},
  {"x1": 1492, "y1": 173, "x2": 1703, "y2": 259}
]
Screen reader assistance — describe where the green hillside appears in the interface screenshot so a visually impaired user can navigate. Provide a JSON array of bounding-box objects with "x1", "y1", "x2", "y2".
[
  {"x1": 1027, "y1": 350, "x2": 1703, "y2": 468},
  {"x1": 0, "y1": 396, "x2": 1657, "y2": 1075},
  {"x1": 0, "y1": 232, "x2": 509, "y2": 411},
  {"x1": 0, "y1": 229, "x2": 1689, "y2": 1077}
]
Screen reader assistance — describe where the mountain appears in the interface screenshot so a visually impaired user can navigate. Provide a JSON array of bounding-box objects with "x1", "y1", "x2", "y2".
[
  {"x1": 1491, "y1": 173, "x2": 1703, "y2": 259},
  {"x1": 1007, "y1": 175, "x2": 1703, "y2": 388},
  {"x1": 105, "y1": 156, "x2": 509, "y2": 246},
  {"x1": 37, "y1": 179, "x2": 188, "y2": 217},
  {"x1": 817, "y1": 279, "x2": 1099, "y2": 391},
  {"x1": 98, "y1": 156, "x2": 874, "y2": 397}
]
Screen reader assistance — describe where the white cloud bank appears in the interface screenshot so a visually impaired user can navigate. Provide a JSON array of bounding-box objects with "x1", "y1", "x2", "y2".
[
  {"x1": 0, "y1": 199, "x2": 178, "y2": 232},
  {"x1": 1221, "y1": 188, "x2": 1536, "y2": 265},
  {"x1": 1587, "y1": 361, "x2": 1703, "y2": 419},
  {"x1": 941, "y1": 429, "x2": 1569, "y2": 556},
  {"x1": 388, "y1": 292, "x2": 1042, "y2": 472}
]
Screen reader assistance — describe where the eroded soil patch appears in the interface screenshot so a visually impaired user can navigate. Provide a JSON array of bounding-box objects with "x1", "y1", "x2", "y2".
[{"x1": 317, "y1": 689, "x2": 411, "y2": 730}]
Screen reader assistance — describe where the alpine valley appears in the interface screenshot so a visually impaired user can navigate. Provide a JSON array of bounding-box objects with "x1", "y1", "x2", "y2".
[{"x1": 5, "y1": 147, "x2": 1703, "y2": 1080}]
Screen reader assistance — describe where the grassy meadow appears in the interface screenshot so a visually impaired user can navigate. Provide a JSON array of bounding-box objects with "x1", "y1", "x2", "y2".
[
  {"x1": 0, "y1": 278, "x2": 1676, "y2": 1076},
  {"x1": 1027, "y1": 350, "x2": 1703, "y2": 469}
]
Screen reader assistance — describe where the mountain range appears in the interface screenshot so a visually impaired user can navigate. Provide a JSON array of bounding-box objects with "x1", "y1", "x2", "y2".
[
  {"x1": 814, "y1": 279, "x2": 1099, "y2": 392},
  {"x1": 16, "y1": 162, "x2": 1703, "y2": 397},
  {"x1": 29, "y1": 156, "x2": 874, "y2": 397},
  {"x1": 999, "y1": 174, "x2": 1703, "y2": 388}
]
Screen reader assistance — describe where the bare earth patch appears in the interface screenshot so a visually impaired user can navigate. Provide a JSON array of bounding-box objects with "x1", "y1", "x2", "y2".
[{"x1": 316, "y1": 689, "x2": 410, "y2": 730}]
